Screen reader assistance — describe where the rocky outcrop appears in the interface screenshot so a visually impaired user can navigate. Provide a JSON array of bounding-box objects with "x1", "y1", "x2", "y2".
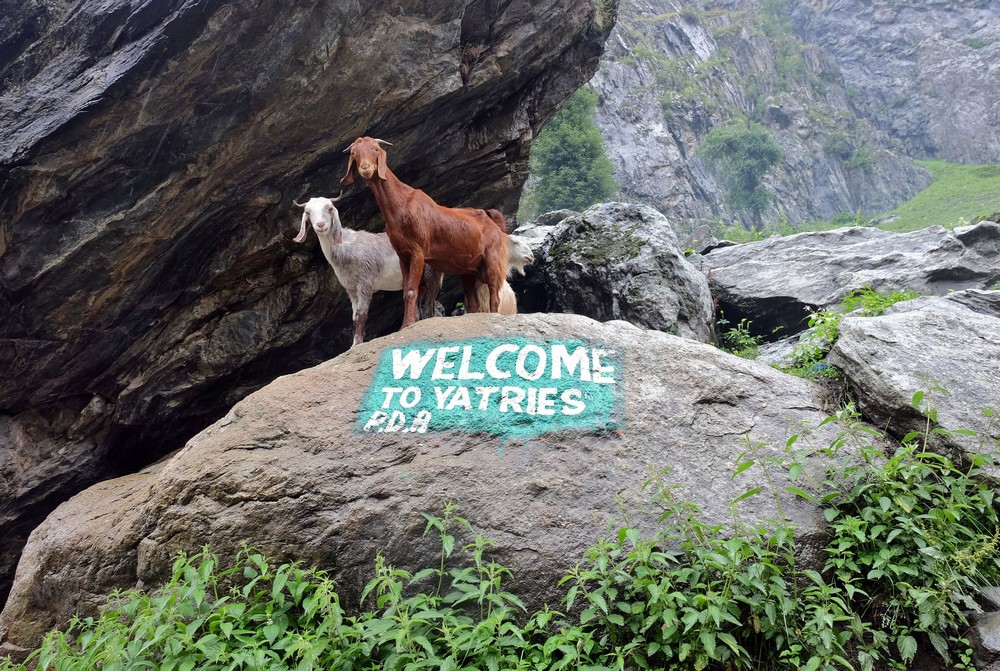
[
  {"x1": 695, "y1": 221, "x2": 1000, "y2": 338},
  {"x1": 589, "y1": 0, "x2": 932, "y2": 229},
  {"x1": 829, "y1": 291, "x2": 1000, "y2": 454},
  {"x1": 790, "y1": 0, "x2": 1000, "y2": 163},
  {"x1": 515, "y1": 203, "x2": 715, "y2": 342},
  {"x1": 0, "y1": 0, "x2": 616, "y2": 607},
  {"x1": 0, "y1": 312, "x2": 849, "y2": 652}
]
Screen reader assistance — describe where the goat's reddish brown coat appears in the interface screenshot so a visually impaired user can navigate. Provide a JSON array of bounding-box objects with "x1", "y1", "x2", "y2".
[{"x1": 341, "y1": 137, "x2": 509, "y2": 327}]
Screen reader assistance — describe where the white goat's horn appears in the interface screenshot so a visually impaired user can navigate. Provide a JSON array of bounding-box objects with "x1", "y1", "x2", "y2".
[
  {"x1": 328, "y1": 190, "x2": 345, "y2": 203},
  {"x1": 293, "y1": 199, "x2": 307, "y2": 208},
  {"x1": 374, "y1": 138, "x2": 393, "y2": 146}
]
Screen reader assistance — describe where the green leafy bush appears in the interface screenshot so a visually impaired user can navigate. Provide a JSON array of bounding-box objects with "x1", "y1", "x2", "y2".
[
  {"x1": 3, "y1": 397, "x2": 998, "y2": 671},
  {"x1": 519, "y1": 85, "x2": 618, "y2": 220},
  {"x1": 699, "y1": 122, "x2": 784, "y2": 231}
]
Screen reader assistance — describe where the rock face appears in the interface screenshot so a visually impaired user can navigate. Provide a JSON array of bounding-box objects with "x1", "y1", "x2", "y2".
[
  {"x1": 695, "y1": 221, "x2": 1000, "y2": 338},
  {"x1": 790, "y1": 0, "x2": 1000, "y2": 163},
  {"x1": 0, "y1": 0, "x2": 616, "y2": 607},
  {"x1": 515, "y1": 203, "x2": 715, "y2": 342},
  {"x1": 589, "y1": 0, "x2": 933, "y2": 229},
  {"x1": 829, "y1": 291, "x2": 1000, "y2": 454},
  {"x1": 0, "y1": 313, "x2": 848, "y2": 652}
]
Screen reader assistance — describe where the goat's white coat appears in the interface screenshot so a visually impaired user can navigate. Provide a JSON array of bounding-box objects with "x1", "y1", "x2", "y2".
[{"x1": 295, "y1": 197, "x2": 531, "y2": 343}]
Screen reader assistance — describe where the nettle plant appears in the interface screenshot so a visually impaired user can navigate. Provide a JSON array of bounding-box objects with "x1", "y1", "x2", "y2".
[{"x1": 2, "y1": 389, "x2": 998, "y2": 671}]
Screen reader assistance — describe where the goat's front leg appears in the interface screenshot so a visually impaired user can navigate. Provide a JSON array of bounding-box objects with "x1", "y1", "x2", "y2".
[
  {"x1": 461, "y1": 275, "x2": 481, "y2": 314},
  {"x1": 399, "y1": 253, "x2": 423, "y2": 328},
  {"x1": 349, "y1": 287, "x2": 372, "y2": 348}
]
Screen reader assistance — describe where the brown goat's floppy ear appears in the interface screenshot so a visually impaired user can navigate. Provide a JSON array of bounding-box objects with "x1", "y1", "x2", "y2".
[
  {"x1": 340, "y1": 154, "x2": 355, "y2": 185},
  {"x1": 376, "y1": 147, "x2": 387, "y2": 181}
]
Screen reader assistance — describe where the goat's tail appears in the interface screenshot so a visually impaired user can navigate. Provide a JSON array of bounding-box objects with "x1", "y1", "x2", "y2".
[{"x1": 484, "y1": 208, "x2": 508, "y2": 233}]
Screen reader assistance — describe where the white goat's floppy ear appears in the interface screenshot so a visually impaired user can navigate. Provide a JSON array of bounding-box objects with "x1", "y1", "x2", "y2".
[{"x1": 293, "y1": 211, "x2": 310, "y2": 243}]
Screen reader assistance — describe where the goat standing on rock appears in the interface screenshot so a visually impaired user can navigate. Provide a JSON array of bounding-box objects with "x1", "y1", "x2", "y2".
[
  {"x1": 293, "y1": 195, "x2": 531, "y2": 347},
  {"x1": 293, "y1": 194, "x2": 441, "y2": 347},
  {"x1": 340, "y1": 136, "x2": 510, "y2": 328}
]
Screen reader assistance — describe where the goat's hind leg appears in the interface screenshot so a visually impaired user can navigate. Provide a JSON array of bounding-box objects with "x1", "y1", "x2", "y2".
[
  {"x1": 461, "y1": 275, "x2": 481, "y2": 314},
  {"x1": 418, "y1": 265, "x2": 443, "y2": 320}
]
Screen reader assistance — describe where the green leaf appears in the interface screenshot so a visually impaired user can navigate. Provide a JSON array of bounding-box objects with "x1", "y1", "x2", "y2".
[
  {"x1": 898, "y1": 634, "x2": 918, "y2": 662},
  {"x1": 733, "y1": 487, "x2": 764, "y2": 504},
  {"x1": 928, "y1": 631, "x2": 949, "y2": 660},
  {"x1": 785, "y1": 486, "x2": 817, "y2": 503},
  {"x1": 733, "y1": 459, "x2": 756, "y2": 477},
  {"x1": 700, "y1": 631, "x2": 717, "y2": 657},
  {"x1": 442, "y1": 534, "x2": 455, "y2": 558}
]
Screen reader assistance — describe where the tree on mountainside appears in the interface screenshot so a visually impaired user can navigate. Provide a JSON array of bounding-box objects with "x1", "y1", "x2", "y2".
[
  {"x1": 699, "y1": 121, "x2": 784, "y2": 231},
  {"x1": 520, "y1": 85, "x2": 618, "y2": 219}
]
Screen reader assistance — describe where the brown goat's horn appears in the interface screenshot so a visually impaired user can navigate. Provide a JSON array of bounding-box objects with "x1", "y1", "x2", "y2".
[
  {"x1": 374, "y1": 138, "x2": 393, "y2": 146},
  {"x1": 328, "y1": 190, "x2": 345, "y2": 203},
  {"x1": 293, "y1": 199, "x2": 307, "y2": 207}
]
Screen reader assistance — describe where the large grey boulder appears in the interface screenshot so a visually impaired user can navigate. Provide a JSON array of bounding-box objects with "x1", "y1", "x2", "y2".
[
  {"x1": 828, "y1": 291, "x2": 1000, "y2": 455},
  {"x1": 517, "y1": 203, "x2": 716, "y2": 342},
  {"x1": 0, "y1": 0, "x2": 616, "y2": 606},
  {"x1": 0, "y1": 312, "x2": 848, "y2": 653},
  {"x1": 696, "y1": 221, "x2": 1000, "y2": 337}
]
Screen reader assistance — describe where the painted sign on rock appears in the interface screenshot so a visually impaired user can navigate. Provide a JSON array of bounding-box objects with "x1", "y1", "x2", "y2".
[{"x1": 356, "y1": 337, "x2": 624, "y2": 439}]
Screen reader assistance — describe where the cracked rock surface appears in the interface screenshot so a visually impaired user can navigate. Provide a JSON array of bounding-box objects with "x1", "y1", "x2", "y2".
[{"x1": 1, "y1": 313, "x2": 845, "y2": 650}]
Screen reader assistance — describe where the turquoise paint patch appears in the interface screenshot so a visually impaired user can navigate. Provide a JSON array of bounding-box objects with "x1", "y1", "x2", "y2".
[{"x1": 355, "y1": 337, "x2": 624, "y2": 439}]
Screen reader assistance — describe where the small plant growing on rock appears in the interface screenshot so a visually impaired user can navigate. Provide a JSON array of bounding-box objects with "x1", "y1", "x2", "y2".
[
  {"x1": 718, "y1": 314, "x2": 765, "y2": 359},
  {"x1": 782, "y1": 287, "x2": 921, "y2": 379}
]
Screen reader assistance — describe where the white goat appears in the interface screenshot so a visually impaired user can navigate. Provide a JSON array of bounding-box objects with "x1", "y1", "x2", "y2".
[
  {"x1": 474, "y1": 233, "x2": 534, "y2": 314},
  {"x1": 293, "y1": 196, "x2": 529, "y2": 346}
]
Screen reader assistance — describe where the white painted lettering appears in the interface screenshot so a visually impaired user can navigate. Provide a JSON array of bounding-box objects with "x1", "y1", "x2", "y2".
[
  {"x1": 499, "y1": 386, "x2": 525, "y2": 412},
  {"x1": 592, "y1": 349, "x2": 616, "y2": 383},
  {"x1": 474, "y1": 386, "x2": 500, "y2": 409},
  {"x1": 392, "y1": 348, "x2": 436, "y2": 380},
  {"x1": 561, "y1": 389, "x2": 585, "y2": 415},
  {"x1": 384, "y1": 411, "x2": 407, "y2": 432},
  {"x1": 432, "y1": 346, "x2": 460, "y2": 380},
  {"x1": 537, "y1": 387, "x2": 557, "y2": 416},
  {"x1": 363, "y1": 411, "x2": 388, "y2": 431},
  {"x1": 445, "y1": 386, "x2": 473, "y2": 410},
  {"x1": 409, "y1": 410, "x2": 432, "y2": 433},
  {"x1": 515, "y1": 344, "x2": 547, "y2": 381},
  {"x1": 552, "y1": 345, "x2": 591, "y2": 382},
  {"x1": 457, "y1": 345, "x2": 485, "y2": 380},
  {"x1": 381, "y1": 387, "x2": 404, "y2": 409},
  {"x1": 434, "y1": 386, "x2": 456, "y2": 409},
  {"x1": 486, "y1": 343, "x2": 518, "y2": 379},
  {"x1": 399, "y1": 387, "x2": 421, "y2": 408},
  {"x1": 526, "y1": 387, "x2": 537, "y2": 414}
]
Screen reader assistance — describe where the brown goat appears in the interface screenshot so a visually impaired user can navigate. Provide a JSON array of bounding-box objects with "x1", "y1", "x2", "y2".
[{"x1": 340, "y1": 136, "x2": 509, "y2": 328}]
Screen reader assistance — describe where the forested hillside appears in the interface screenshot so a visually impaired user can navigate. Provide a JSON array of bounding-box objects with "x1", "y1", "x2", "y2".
[{"x1": 583, "y1": 0, "x2": 999, "y2": 231}]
